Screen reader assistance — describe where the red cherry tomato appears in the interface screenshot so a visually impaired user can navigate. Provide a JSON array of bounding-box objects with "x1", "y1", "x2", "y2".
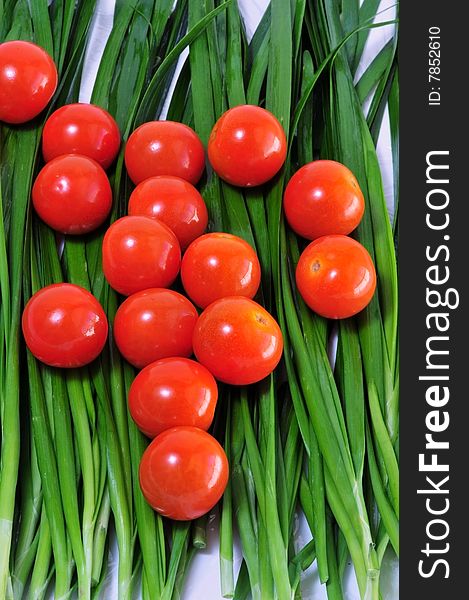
[
  {"x1": 32, "y1": 154, "x2": 112, "y2": 235},
  {"x1": 129, "y1": 357, "x2": 218, "y2": 438},
  {"x1": 139, "y1": 426, "x2": 229, "y2": 521},
  {"x1": 208, "y1": 105, "x2": 287, "y2": 187},
  {"x1": 42, "y1": 103, "x2": 120, "y2": 169},
  {"x1": 22, "y1": 283, "x2": 108, "y2": 368},
  {"x1": 295, "y1": 235, "x2": 376, "y2": 319},
  {"x1": 125, "y1": 121, "x2": 205, "y2": 185},
  {"x1": 102, "y1": 216, "x2": 181, "y2": 296},
  {"x1": 193, "y1": 297, "x2": 283, "y2": 385},
  {"x1": 128, "y1": 176, "x2": 208, "y2": 250},
  {"x1": 284, "y1": 160, "x2": 365, "y2": 240},
  {"x1": 181, "y1": 233, "x2": 261, "y2": 308},
  {"x1": 0, "y1": 40, "x2": 58, "y2": 124},
  {"x1": 113, "y1": 288, "x2": 198, "y2": 368}
]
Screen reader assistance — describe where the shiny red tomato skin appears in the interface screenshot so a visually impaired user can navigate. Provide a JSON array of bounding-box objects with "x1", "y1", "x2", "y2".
[
  {"x1": 181, "y1": 233, "x2": 261, "y2": 308},
  {"x1": 22, "y1": 283, "x2": 108, "y2": 368},
  {"x1": 42, "y1": 103, "x2": 120, "y2": 169},
  {"x1": 296, "y1": 235, "x2": 376, "y2": 319},
  {"x1": 32, "y1": 154, "x2": 112, "y2": 234},
  {"x1": 139, "y1": 426, "x2": 229, "y2": 520},
  {"x1": 208, "y1": 105, "x2": 287, "y2": 187},
  {"x1": 128, "y1": 176, "x2": 208, "y2": 250},
  {"x1": 0, "y1": 41, "x2": 58, "y2": 124},
  {"x1": 113, "y1": 288, "x2": 198, "y2": 369},
  {"x1": 193, "y1": 296, "x2": 283, "y2": 385},
  {"x1": 125, "y1": 121, "x2": 205, "y2": 185},
  {"x1": 284, "y1": 160, "x2": 365, "y2": 240},
  {"x1": 129, "y1": 357, "x2": 218, "y2": 438},
  {"x1": 102, "y1": 216, "x2": 181, "y2": 296}
]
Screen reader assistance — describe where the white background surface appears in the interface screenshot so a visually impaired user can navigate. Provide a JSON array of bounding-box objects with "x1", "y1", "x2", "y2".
[{"x1": 79, "y1": 1, "x2": 399, "y2": 598}]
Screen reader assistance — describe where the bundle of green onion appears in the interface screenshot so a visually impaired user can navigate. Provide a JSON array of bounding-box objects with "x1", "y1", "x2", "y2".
[{"x1": 0, "y1": 0, "x2": 398, "y2": 598}]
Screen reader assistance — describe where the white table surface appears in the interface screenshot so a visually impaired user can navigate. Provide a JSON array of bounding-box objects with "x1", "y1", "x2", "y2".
[{"x1": 78, "y1": 1, "x2": 399, "y2": 598}]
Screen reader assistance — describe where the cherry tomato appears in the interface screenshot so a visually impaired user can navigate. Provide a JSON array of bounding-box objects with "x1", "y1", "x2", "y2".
[
  {"x1": 181, "y1": 233, "x2": 261, "y2": 308},
  {"x1": 284, "y1": 160, "x2": 365, "y2": 240},
  {"x1": 128, "y1": 176, "x2": 208, "y2": 250},
  {"x1": 0, "y1": 41, "x2": 58, "y2": 124},
  {"x1": 22, "y1": 283, "x2": 108, "y2": 368},
  {"x1": 129, "y1": 357, "x2": 218, "y2": 438},
  {"x1": 113, "y1": 288, "x2": 198, "y2": 368},
  {"x1": 42, "y1": 103, "x2": 120, "y2": 169},
  {"x1": 139, "y1": 426, "x2": 229, "y2": 520},
  {"x1": 193, "y1": 297, "x2": 283, "y2": 385},
  {"x1": 207, "y1": 105, "x2": 287, "y2": 187},
  {"x1": 295, "y1": 235, "x2": 376, "y2": 319},
  {"x1": 102, "y1": 216, "x2": 181, "y2": 296},
  {"x1": 125, "y1": 121, "x2": 205, "y2": 185},
  {"x1": 32, "y1": 154, "x2": 112, "y2": 235}
]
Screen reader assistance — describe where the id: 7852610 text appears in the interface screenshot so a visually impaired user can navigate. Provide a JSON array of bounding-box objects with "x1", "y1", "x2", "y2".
[{"x1": 428, "y1": 26, "x2": 441, "y2": 106}]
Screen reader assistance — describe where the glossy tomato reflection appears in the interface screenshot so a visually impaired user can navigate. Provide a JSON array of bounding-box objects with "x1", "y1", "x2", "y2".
[
  {"x1": 42, "y1": 103, "x2": 120, "y2": 169},
  {"x1": 193, "y1": 296, "x2": 283, "y2": 385},
  {"x1": 102, "y1": 216, "x2": 181, "y2": 296},
  {"x1": 128, "y1": 175, "x2": 208, "y2": 250},
  {"x1": 0, "y1": 41, "x2": 58, "y2": 124},
  {"x1": 113, "y1": 288, "x2": 198, "y2": 368},
  {"x1": 22, "y1": 283, "x2": 108, "y2": 368},
  {"x1": 295, "y1": 235, "x2": 376, "y2": 319},
  {"x1": 208, "y1": 105, "x2": 287, "y2": 187},
  {"x1": 129, "y1": 357, "x2": 218, "y2": 437},
  {"x1": 32, "y1": 154, "x2": 112, "y2": 234},
  {"x1": 139, "y1": 426, "x2": 229, "y2": 521},
  {"x1": 125, "y1": 121, "x2": 205, "y2": 185},
  {"x1": 283, "y1": 160, "x2": 365, "y2": 240},
  {"x1": 181, "y1": 233, "x2": 261, "y2": 308}
]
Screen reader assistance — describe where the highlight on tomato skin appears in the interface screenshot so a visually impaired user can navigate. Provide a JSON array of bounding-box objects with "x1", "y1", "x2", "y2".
[
  {"x1": 128, "y1": 357, "x2": 218, "y2": 438},
  {"x1": 192, "y1": 296, "x2": 283, "y2": 386},
  {"x1": 283, "y1": 160, "x2": 365, "y2": 240},
  {"x1": 102, "y1": 216, "x2": 181, "y2": 296},
  {"x1": 113, "y1": 288, "x2": 198, "y2": 369},
  {"x1": 21, "y1": 283, "x2": 108, "y2": 368},
  {"x1": 181, "y1": 232, "x2": 261, "y2": 308},
  {"x1": 295, "y1": 234, "x2": 377, "y2": 319},
  {"x1": 125, "y1": 120, "x2": 205, "y2": 185},
  {"x1": 0, "y1": 40, "x2": 58, "y2": 124},
  {"x1": 128, "y1": 175, "x2": 208, "y2": 250},
  {"x1": 207, "y1": 104, "x2": 287, "y2": 187},
  {"x1": 32, "y1": 154, "x2": 112, "y2": 235},
  {"x1": 42, "y1": 103, "x2": 121, "y2": 169},
  {"x1": 139, "y1": 426, "x2": 229, "y2": 521}
]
